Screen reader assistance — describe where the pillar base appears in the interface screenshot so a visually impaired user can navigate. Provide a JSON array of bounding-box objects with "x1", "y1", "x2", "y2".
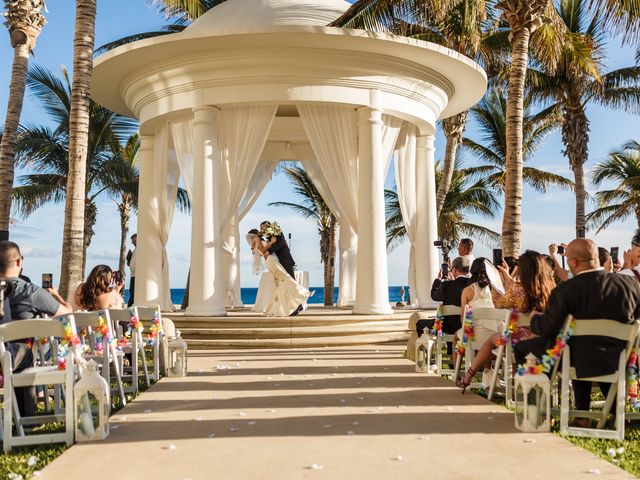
[
  {"x1": 353, "y1": 303, "x2": 394, "y2": 315},
  {"x1": 186, "y1": 305, "x2": 228, "y2": 317}
]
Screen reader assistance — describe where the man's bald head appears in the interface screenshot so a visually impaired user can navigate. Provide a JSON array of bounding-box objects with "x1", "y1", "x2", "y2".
[{"x1": 566, "y1": 238, "x2": 599, "y2": 274}]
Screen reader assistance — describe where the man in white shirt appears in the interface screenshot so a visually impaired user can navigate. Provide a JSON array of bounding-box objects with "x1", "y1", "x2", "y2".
[
  {"x1": 458, "y1": 238, "x2": 475, "y2": 264},
  {"x1": 126, "y1": 233, "x2": 137, "y2": 307}
]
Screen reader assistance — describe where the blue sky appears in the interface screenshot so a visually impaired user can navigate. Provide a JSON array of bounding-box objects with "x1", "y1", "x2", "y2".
[{"x1": 0, "y1": 1, "x2": 638, "y2": 289}]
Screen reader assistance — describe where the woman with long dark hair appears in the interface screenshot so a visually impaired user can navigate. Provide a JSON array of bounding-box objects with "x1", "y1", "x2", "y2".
[
  {"x1": 77, "y1": 264, "x2": 124, "y2": 311},
  {"x1": 456, "y1": 251, "x2": 555, "y2": 393}
]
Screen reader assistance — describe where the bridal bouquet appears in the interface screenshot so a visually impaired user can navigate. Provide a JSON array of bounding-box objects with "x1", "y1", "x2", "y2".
[{"x1": 260, "y1": 222, "x2": 282, "y2": 238}]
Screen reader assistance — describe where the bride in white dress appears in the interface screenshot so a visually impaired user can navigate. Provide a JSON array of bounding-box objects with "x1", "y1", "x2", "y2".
[{"x1": 246, "y1": 229, "x2": 311, "y2": 317}]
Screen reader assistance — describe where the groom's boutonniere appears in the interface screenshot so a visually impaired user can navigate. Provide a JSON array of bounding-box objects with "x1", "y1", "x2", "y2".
[{"x1": 260, "y1": 222, "x2": 282, "y2": 238}]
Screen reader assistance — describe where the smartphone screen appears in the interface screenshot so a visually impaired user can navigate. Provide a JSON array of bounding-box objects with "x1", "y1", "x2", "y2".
[
  {"x1": 610, "y1": 247, "x2": 619, "y2": 264},
  {"x1": 492, "y1": 248, "x2": 503, "y2": 267},
  {"x1": 42, "y1": 273, "x2": 53, "y2": 289},
  {"x1": 441, "y1": 262, "x2": 449, "y2": 278}
]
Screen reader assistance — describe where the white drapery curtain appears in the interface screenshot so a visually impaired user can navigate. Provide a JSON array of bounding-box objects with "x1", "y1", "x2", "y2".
[
  {"x1": 382, "y1": 114, "x2": 403, "y2": 178},
  {"x1": 153, "y1": 123, "x2": 181, "y2": 311},
  {"x1": 238, "y1": 141, "x2": 283, "y2": 219},
  {"x1": 218, "y1": 106, "x2": 277, "y2": 307},
  {"x1": 394, "y1": 124, "x2": 419, "y2": 306},
  {"x1": 298, "y1": 105, "x2": 359, "y2": 306},
  {"x1": 170, "y1": 119, "x2": 194, "y2": 199}
]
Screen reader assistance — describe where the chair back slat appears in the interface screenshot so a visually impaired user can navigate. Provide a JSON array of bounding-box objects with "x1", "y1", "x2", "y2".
[
  {"x1": 136, "y1": 306, "x2": 161, "y2": 321},
  {"x1": 108, "y1": 308, "x2": 133, "y2": 323},
  {"x1": 73, "y1": 310, "x2": 111, "y2": 329},
  {"x1": 470, "y1": 307, "x2": 511, "y2": 323},
  {"x1": 0, "y1": 316, "x2": 76, "y2": 343},
  {"x1": 572, "y1": 318, "x2": 639, "y2": 342},
  {"x1": 439, "y1": 305, "x2": 460, "y2": 317},
  {"x1": 517, "y1": 312, "x2": 532, "y2": 328}
]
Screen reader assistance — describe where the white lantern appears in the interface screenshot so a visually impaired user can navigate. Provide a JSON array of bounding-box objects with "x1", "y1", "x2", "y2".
[
  {"x1": 74, "y1": 360, "x2": 110, "y2": 441},
  {"x1": 514, "y1": 354, "x2": 550, "y2": 433},
  {"x1": 414, "y1": 335, "x2": 433, "y2": 373},
  {"x1": 167, "y1": 331, "x2": 188, "y2": 377}
]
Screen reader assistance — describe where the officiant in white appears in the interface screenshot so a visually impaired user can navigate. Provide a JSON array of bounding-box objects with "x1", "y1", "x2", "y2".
[{"x1": 247, "y1": 223, "x2": 310, "y2": 317}]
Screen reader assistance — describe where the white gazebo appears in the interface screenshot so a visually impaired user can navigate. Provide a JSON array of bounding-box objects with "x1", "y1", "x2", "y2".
[{"x1": 91, "y1": 0, "x2": 487, "y2": 317}]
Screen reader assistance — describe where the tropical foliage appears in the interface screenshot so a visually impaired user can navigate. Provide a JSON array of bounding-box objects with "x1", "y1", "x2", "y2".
[
  {"x1": 385, "y1": 159, "x2": 501, "y2": 249},
  {"x1": 269, "y1": 166, "x2": 337, "y2": 306},
  {"x1": 587, "y1": 140, "x2": 640, "y2": 231},
  {"x1": 461, "y1": 89, "x2": 574, "y2": 193}
]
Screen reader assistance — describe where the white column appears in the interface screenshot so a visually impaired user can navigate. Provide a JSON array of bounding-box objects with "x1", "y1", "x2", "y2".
[
  {"x1": 354, "y1": 106, "x2": 393, "y2": 315},
  {"x1": 415, "y1": 134, "x2": 439, "y2": 308},
  {"x1": 187, "y1": 106, "x2": 227, "y2": 316},
  {"x1": 134, "y1": 135, "x2": 163, "y2": 306}
]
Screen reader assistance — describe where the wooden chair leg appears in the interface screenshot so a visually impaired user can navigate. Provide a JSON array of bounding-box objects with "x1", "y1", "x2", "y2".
[
  {"x1": 488, "y1": 344, "x2": 504, "y2": 401},
  {"x1": 560, "y1": 348, "x2": 571, "y2": 435}
]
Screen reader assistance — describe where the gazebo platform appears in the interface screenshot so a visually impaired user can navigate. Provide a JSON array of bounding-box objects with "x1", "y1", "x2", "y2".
[{"x1": 165, "y1": 306, "x2": 423, "y2": 349}]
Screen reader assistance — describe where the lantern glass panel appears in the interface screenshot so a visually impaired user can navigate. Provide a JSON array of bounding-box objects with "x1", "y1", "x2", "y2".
[
  {"x1": 417, "y1": 345, "x2": 427, "y2": 368},
  {"x1": 528, "y1": 384, "x2": 547, "y2": 429},
  {"x1": 515, "y1": 383, "x2": 525, "y2": 426},
  {"x1": 77, "y1": 392, "x2": 100, "y2": 436}
]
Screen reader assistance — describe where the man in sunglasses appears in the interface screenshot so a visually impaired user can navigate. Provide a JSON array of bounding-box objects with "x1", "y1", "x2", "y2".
[{"x1": 0, "y1": 241, "x2": 72, "y2": 320}]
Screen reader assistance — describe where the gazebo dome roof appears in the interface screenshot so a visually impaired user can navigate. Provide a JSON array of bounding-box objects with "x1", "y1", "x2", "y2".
[{"x1": 186, "y1": 0, "x2": 351, "y2": 34}]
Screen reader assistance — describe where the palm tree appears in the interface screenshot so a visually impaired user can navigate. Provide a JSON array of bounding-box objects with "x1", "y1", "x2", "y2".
[
  {"x1": 14, "y1": 65, "x2": 138, "y2": 273},
  {"x1": 495, "y1": 0, "x2": 564, "y2": 257},
  {"x1": 461, "y1": 89, "x2": 574, "y2": 193},
  {"x1": 0, "y1": 0, "x2": 46, "y2": 240},
  {"x1": 269, "y1": 166, "x2": 337, "y2": 306},
  {"x1": 529, "y1": 0, "x2": 640, "y2": 238},
  {"x1": 385, "y1": 160, "x2": 501, "y2": 248},
  {"x1": 587, "y1": 140, "x2": 640, "y2": 231},
  {"x1": 60, "y1": 0, "x2": 98, "y2": 297}
]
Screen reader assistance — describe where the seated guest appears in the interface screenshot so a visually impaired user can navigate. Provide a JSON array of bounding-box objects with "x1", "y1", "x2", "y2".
[
  {"x1": 453, "y1": 258, "x2": 499, "y2": 390},
  {"x1": 458, "y1": 238, "x2": 475, "y2": 264},
  {"x1": 0, "y1": 241, "x2": 72, "y2": 416},
  {"x1": 619, "y1": 230, "x2": 640, "y2": 279},
  {"x1": 456, "y1": 251, "x2": 555, "y2": 392},
  {"x1": 78, "y1": 265, "x2": 125, "y2": 311},
  {"x1": 598, "y1": 247, "x2": 613, "y2": 273},
  {"x1": 515, "y1": 239, "x2": 640, "y2": 422},
  {"x1": 0, "y1": 241, "x2": 71, "y2": 319},
  {"x1": 416, "y1": 256, "x2": 470, "y2": 337},
  {"x1": 548, "y1": 243, "x2": 570, "y2": 282}
]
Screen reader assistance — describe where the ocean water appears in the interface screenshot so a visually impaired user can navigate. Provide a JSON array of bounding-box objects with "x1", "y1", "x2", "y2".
[{"x1": 124, "y1": 286, "x2": 410, "y2": 306}]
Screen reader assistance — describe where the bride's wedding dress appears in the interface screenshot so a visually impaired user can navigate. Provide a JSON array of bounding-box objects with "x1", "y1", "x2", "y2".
[{"x1": 249, "y1": 236, "x2": 310, "y2": 317}]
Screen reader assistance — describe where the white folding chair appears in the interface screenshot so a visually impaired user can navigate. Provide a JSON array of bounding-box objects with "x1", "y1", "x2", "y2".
[
  {"x1": 0, "y1": 317, "x2": 77, "y2": 451},
  {"x1": 558, "y1": 317, "x2": 640, "y2": 440},
  {"x1": 73, "y1": 310, "x2": 127, "y2": 405},
  {"x1": 134, "y1": 305, "x2": 164, "y2": 381},
  {"x1": 454, "y1": 307, "x2": 511, "y2": 389},
  {"x1": 434, "y1": 305, "x2": 461, "y2": 376},
  {"x1": 107, "y1": 307, "x2": 151, "y2": 392},
  {"x1": 488, "y1": 312, "x2": 532, "y2": 404}
]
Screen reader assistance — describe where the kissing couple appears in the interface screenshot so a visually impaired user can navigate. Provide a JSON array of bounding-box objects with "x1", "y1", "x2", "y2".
[{"x1": 246, "y1": 221, "x2": 311, "y2": 317}]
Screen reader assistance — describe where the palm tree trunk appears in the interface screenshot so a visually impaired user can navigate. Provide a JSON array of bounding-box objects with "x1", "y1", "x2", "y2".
[
  {"x1": 0, "y1": 42, "x2": 30, "y2": 238},
  {"x1": 81, "y1": 200, "x2": 97, "y2": 277},
  {"x1": 562, "y1": 102, "x2": 590, "y2": 238},
  {"x1": 117, "y1": 202, "x2": 130, "y2": 273},
  {"x1": 436, "y1": 112, "x2": 468, "y2": 216},
  {"x1": 59, "y1": 0, "x2": 97, "y2": 297},
  {"x1": 500, "y1": 26, "x2": 530, "y2": 257},
  {"x1": 323, "y1": 214, "x2": 337, "y2": 306},
  {"x1": 181, "y1": 269, "x2": 190, "y2": 310}
]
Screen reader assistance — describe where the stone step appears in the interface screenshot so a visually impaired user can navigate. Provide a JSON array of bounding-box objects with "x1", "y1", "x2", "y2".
[
  {"x1": 178, "y1": 321, "x2": 409, "y2": 339},
  {"x1": 183, "y1": 332, "x2": 411, "y2": 349}
]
